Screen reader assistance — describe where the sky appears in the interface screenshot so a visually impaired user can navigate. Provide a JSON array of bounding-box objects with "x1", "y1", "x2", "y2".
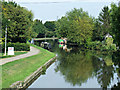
[
  {"x1": 6, "y1": 0, "x2": 119, "y2": 3},
  {"x1": 5, "y1": 0, "x2": 119, "y2": 23}
]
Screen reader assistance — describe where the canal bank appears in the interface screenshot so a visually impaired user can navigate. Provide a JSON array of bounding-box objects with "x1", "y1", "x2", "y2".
[
  {"x1": 10, "y1": 56, "x2": 56, "y2": 88},
  {"x1": 2, "y1": 43, "x2": 56, "y2": 88}
]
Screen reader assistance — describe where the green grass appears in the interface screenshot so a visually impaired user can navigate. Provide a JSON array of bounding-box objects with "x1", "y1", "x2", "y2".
[
  {"x1": 1, "y1": 52, "x2": 28, "y2": 58},
  {"x1": 2, "y1": 44, "x2": 55, "y2": 88}
]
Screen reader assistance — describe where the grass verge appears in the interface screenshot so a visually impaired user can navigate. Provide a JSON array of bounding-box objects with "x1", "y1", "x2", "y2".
[
  {"x1": 1, "y1": 52, "x2": 28, "y2": 58},
  {"x1": 2, "y1": 44, "x2": 55, "y2": 88}
]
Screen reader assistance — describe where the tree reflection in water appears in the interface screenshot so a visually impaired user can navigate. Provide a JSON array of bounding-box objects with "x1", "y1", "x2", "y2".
[
  {"x1": 55, "y1": 49, "x2": 119, "y2": 89},
  {"x1": 111, "y1": 51, "x2": 120, "y2": 89},
  {"x1": 55, "y1": 51, "x2": 94, "y2": 86}
]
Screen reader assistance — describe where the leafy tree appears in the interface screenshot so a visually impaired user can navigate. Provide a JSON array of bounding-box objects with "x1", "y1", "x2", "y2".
[
  {"x1": 55, "y1": 8, "x2": 94, "y2": 46},
  {"x1": 110, "y1": 2, "x2": 120, "y2": 47},
  {"x1": 44, "y1": 21, "x2": 56, "y2": 37},
  {"x1": 67, "y1": 17, "x2": 93, "y2": 45},
  {"x1": 2, "y1": 1, "x2": 33, "y2": 43},
  {"x1": 32, "y1": 19, "x2": 46, "y2": 38},
  {"x1": 92, "y1": 19, "x2": 102, "y2": 41},
  {"x1": 66, "y1": 8, "x2": 89, "y2": 20},
  {"x1": 55, "y1": 16, "x2": 70, "y2": 38}
]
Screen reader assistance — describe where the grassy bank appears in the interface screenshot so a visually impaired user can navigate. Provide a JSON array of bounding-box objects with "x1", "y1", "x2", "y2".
[{"x1": 2, "y1": 44, "x2": 55, "y2": 88}]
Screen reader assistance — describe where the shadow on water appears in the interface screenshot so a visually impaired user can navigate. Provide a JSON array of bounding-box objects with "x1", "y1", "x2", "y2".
[{"x1": 33, "y1": 39, "x2": 120, "y2": 89}]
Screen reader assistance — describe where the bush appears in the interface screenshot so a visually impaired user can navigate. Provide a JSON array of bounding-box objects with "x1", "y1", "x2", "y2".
[
  {"x1": 87, "y1": 41, "x2": 102, "y2": 50},
  {"x1": 110, "y1": 44, "x2": 117, "y2": 51},
  {"x1": 2, "y1": 42, "x2": 30, "y2": 52},
  {"x1": 105, "y1": 37, "x2": 113, "y2": 46}
]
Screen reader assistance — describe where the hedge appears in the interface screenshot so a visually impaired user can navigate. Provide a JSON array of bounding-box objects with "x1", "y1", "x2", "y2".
[{"x1": 2, "y1": 42, "x2": 30, "y2": 52}]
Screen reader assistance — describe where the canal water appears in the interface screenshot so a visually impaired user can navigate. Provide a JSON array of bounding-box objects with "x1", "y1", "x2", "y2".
[{"x1": 28, "y1": 40, "x2": 120, "y2": 89}]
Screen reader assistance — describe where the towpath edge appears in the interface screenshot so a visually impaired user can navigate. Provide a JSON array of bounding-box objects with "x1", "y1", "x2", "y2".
[{"x1": 0, "y1": 46, "x2": 40, "y2": 65}]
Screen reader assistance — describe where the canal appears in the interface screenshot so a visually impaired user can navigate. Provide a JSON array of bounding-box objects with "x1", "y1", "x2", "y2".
[{"x1": 28, "y1": 40, "x2": 120, "y2": 89}]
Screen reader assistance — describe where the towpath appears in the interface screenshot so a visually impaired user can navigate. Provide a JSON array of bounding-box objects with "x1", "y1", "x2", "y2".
[{"x1": 0, "y1": 46, "x2": 40, "y2": 65}]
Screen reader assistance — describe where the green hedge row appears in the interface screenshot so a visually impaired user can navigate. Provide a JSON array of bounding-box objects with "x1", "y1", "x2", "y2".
[{"x1": 2, "y1": 42, "x2": 30, "y2": 52}]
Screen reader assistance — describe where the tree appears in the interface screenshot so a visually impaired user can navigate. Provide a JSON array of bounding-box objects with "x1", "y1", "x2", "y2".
[
  {"x1": 55, "y1": 8, "x2": 94, "y2": 46},
  {"x1": 92, "y1": 19, "x2": 102, "y2": 41},
  {"x1": 98, "y1": 6, "x2": 111, "y2": 39},
  {"x1": 2, "y1": 1, "x2": 33, "y2": 43},
  {"x1": 44, "y1": 21, "x2": 56, "y2": 37},
  {"x1": 55, "y1": 16, "x2": 70, "y2": 38},
  {"x1": 68, "y1": 17, "x2": 93, "y2": 45},
  {"x1": 32, "y1": 19, "x2": 46, "y2": 38},
  {"x1": 110, "y1": 2, "x2": 120, "y2": 47}
]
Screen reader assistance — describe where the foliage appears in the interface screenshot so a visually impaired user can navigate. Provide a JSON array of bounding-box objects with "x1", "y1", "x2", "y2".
[
  {"x1": 44, "y1": 21, "x2": 56, "y2": 37},
  {"x1": 2, "y1": 42, "x2": 30, "y2": 52},
  {"x1": 55, "y1": 8, "x2": 94, "y2": 46},
  {"x1": 87, "y1": 37, "x2": 117, "y2": 51},
  {"x1": 98, "y1": 6, "x2": 111, "y2": 35},
  {"x1": 92, "y1": 2, "x2": 120, "y2": 49},
  {"x1": 92, "y1": 6, "x2": 111, "y2": 41},
  {"x1": 105, "y1": 37, "x2": 113, "y2": 47},
  {"x1": 92, "y1": 19, "x2": 102, "y2": 41},
  {"x1": 32, "y1": 19, "x2": 47, "y2": 38},
  {"x1": 110, "y1": 2, "x2": 120, "y2": 47},
  {"x1": 55, "y1": 16, "x2": 70, "y2": 38},
  {"x1": 110, "y1": 44, "x2": 117, "y2": 51},
  {"x1": 2, "y1": 1, "x2": 33, "y2": 43}
]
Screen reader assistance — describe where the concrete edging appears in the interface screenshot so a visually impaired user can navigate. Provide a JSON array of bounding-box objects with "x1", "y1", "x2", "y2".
[{"x1": 10, "y1": 56, "x2": 56, "y2": 89}]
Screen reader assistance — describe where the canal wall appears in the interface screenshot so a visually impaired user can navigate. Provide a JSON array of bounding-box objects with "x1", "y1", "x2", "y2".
[{"x1": 10, "y1": 56, "x2": 56, "y2": 89}]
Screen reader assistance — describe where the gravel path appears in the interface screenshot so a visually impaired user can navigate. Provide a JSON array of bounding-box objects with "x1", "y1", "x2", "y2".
[{"x1": 0, "y1": 46, "x2": 40, "y2": 65}]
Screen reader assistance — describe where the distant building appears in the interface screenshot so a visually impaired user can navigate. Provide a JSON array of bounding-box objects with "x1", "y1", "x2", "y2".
[{"x1": 105, "y1": 33, "x2": 112, "y2": 40}]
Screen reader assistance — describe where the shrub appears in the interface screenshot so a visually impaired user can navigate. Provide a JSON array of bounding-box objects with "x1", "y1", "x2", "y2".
[
  {"x1": 110, "y1": 44, "x2": 117, "y2": 51},
  {"x1": 105, "y1": 37, "x2": 113, "y2": 46},
  {"x1": 2, "y1": 42, "x2": 30, "y2": 52},
  {"x1": 87, "y1": 41, "x2": 102, "y2": 50}
]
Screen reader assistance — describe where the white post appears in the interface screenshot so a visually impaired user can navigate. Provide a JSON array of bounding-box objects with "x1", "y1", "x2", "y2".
[{"x1": 4, "y1": 25, "x2": 7, "y2": 56}]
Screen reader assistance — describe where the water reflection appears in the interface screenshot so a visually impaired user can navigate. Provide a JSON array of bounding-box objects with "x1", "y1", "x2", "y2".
[
  {"x1": 59, "y1": 44, "x2": 72, "y2": 52},
  {"x1": 55, "y1": 47, "x2": 119, "y2": 89},
  {"x1": 55, "y1": 51, "x2": 94, "y2": 86},
  {"x1": 33, "y1": 40, "x2": 120, "y2": 89}
]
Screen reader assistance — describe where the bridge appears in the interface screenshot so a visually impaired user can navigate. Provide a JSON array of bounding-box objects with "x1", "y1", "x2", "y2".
[{"x1": 33, "y1": 37, "x2": 58, "y2": 41}]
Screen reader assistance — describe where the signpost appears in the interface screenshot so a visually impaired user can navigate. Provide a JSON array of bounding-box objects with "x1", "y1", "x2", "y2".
[{"x1": 8, "y1": 47, "x2": 14, "y2": 55}]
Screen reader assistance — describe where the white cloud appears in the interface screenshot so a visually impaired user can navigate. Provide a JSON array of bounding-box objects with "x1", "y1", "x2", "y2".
[{"x1": 5, "y1": 0, "x2": 119, "y2": 3}]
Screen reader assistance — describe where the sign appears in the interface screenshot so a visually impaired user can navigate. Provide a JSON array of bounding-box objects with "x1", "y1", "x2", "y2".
[{"x1": 8, "y1": 47, "x2": 14, "y2": 55}]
